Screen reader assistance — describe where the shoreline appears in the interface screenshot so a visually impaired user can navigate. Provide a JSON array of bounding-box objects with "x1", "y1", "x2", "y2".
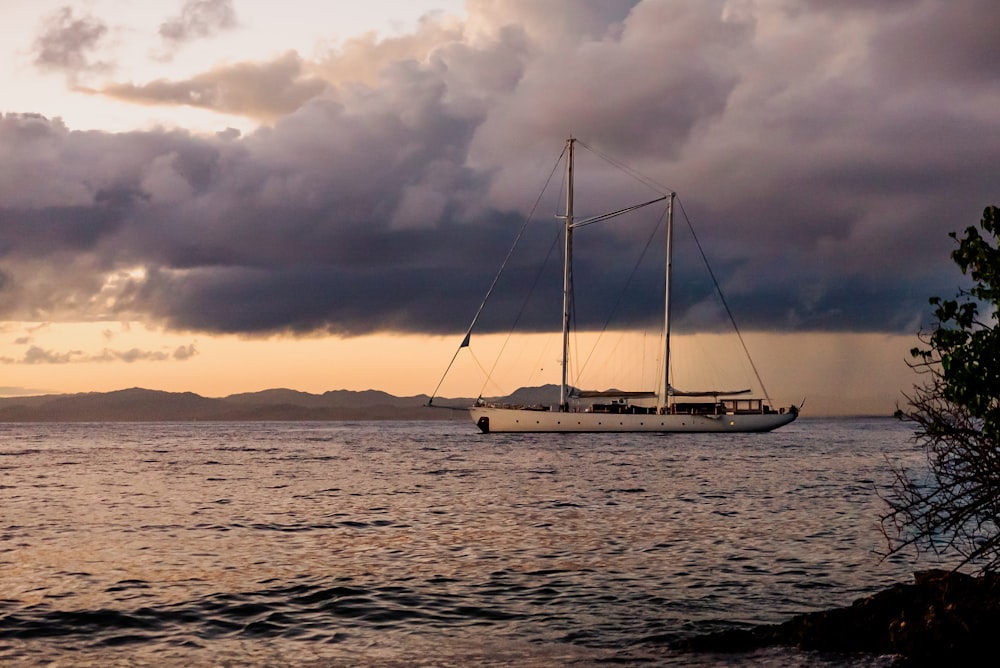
[{"x1": 674, "y1": 569, "x2": 999, "y2": 664}]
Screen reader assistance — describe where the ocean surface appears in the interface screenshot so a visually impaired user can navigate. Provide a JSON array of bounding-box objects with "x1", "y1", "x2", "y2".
[{"x1": 1, "y1": 417, "x2": 932, "y2": 666}]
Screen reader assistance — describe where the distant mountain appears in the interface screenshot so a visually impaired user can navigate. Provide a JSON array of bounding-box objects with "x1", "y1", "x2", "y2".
[
  {"x1": 0, "y1": 385, "x2": 591, "y2": 422},
  {"x1": 0, "y1": 388, "x2": 228, "y2": 422},
  {"x1": 225, "y1": 388, "x2": 424, "y2": 410},
  {"x1": 494, "y1": 384, "x2": 562, "y2": 405},
  {"x1": 0, "y1": 387, "x2": 481, "y2": 422}
]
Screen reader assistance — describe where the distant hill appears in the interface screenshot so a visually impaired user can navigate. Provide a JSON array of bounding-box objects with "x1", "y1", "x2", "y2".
[
  {"x1": 0, "y1": 384, "x2": 607, "y2": 422},
  {"x1": 499, "y1": 384, "x2": 562, "y2": 405},
  {"x1": 0, "y1": 387, "x2": 481, "y2": 422}
]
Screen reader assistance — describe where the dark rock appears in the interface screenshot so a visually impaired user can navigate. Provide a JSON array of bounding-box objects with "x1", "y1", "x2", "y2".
[{"x1": 675, "y1": 570, "x2": 1000, "y2": 663}]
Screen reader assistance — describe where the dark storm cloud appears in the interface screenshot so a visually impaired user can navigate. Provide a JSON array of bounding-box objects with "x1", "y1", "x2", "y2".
[
  {"x1": 4, "y1": 0, "x2": 998, "y2": 338},
  {"x1": 869, "y1": 0, "x2": 1000, "y2": 86},
  {"x1": 159, "y1": 0, "x2": 238, "y2": 47},
  {"x1": 32, "y1": 7, "x2": 110, "y2": 76}
]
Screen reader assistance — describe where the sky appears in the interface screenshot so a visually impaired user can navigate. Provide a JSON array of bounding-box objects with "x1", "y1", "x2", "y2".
[{"x1": 1, "y1": 0, "x2": 998, "y2": 415}]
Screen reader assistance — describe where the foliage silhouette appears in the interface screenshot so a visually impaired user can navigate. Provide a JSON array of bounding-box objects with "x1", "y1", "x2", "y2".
[{"x1": 883, "y1": 205, "x2": 1000, "y2": 572}]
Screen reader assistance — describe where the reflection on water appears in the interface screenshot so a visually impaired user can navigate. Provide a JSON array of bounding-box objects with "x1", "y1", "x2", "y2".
[{"x1": 0, "y1": 418, "x2": 922, "y2": 665}]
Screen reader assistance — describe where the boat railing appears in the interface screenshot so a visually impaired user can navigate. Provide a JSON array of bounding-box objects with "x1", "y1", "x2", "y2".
[
  {"x1": 663, "y1": 398, "x2": 784, "y2": 416},
  {"x1": 480, "y1": 402, "x2": 551, "y2": 411}
]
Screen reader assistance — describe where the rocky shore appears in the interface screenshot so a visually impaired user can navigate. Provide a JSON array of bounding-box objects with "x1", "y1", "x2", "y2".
[{"x1": 674, "y1": 569, "x2": 1000, "y2": 664}]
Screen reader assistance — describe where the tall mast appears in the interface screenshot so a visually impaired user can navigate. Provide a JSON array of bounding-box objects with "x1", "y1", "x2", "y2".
[
  {"x1": 560, "y1": 137, "x2": 575, "y2": 412},
  {"x1": 659, "y1": 192, "x2": 675, "y2": 411}
]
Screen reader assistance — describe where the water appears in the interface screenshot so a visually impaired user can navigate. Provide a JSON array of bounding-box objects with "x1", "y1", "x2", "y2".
[{"x1": 0, "y1": 418, "x2": 926, "y2": 665}]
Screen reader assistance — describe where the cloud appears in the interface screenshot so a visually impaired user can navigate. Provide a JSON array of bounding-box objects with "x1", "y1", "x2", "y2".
[
  {"x1": 32, "y1": 6, "x2": 111, "y2": 78},
  {"x1": 21, "y1": 346, "x2": 81, "y2": 364},
  {"x1": 159, "y1": 0, "x2": 238, "y2": 49},
  {"x1": 3, "y1": 1, "x2": 999, "y2": 340},
  {"x1": 172, "y1": 343, "x2": 198, "y2": 360},
  {"x1": 94, "y1": 52, "x2": 327, "y2": 121},
  {"x1": 0, "y1": 344, "x2": 198, "y2": 365},
  {"x1": 0, "y1": 386, "x2": 48, "y2": 397}
]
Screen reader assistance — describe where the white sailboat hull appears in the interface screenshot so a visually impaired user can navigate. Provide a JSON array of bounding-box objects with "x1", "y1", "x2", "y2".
[{"x1": 470, "y1": 406, "x2": 797, "y2": 433}]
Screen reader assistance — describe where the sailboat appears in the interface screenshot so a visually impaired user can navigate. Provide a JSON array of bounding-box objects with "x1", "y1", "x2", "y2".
[{"x1": 433, "y1": 137, "x2": 798, "y2": 434}]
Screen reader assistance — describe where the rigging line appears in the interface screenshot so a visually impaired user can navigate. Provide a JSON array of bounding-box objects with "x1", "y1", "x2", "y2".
[
  {"x1": 429, "y1": 146, "x2": 566, "y2": 404},
  {"x1": 576, "y1": 202, "x2": 668, "y2": 383},
  {"x1": 480, "y1": 145, "x2": 585, "y2": 399},
  {"x1": 524, "y1": 333, "x2": 554, "y2": 388},
  {"x1": 572, "y1": 196, "x2": 668, "y2": 229},
  {"x1": 675, "y1": 196, "x2": 773, "y2": 404},
  {"x1": 568, "y1": 228, "x2": 577, "y2": 388},
  {"x1": 469, "y1": 347, "x2": 505, "y2": 398},
  {"x1": 576, "y1": 140, "x2": 673, "y2": 196},
  {"x1": 478, "y1": 227, "x2": 563, "y2": 400}
]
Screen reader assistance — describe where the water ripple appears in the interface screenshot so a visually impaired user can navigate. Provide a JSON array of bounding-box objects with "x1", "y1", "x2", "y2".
[{"x1": 0, "y1": 418, "x2": 925, "y2": 665}]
